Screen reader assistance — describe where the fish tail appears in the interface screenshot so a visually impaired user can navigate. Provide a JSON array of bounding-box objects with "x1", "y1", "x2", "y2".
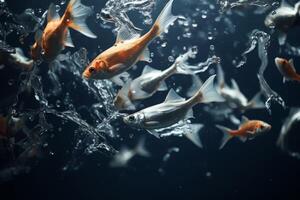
[
  {"x1": 195, "y1": 75, "x2": 224, "y2": 104},
  {"x1": 185, "y1": 124, "x2": 204, "y2": 148},
  {"x1": 247, "y1": 91, "x2": 265, "y2": 110},
  {"x1": 134, "y1": 137, "x2": 151, "y2": 157},
  {"x1": 150, "y1": 0, "x2": 179, "y2": 37},
  {"x1": 63, "y1": 0, "x2": 97, "y2": 38},
  {"x1": 215, "y1": 125, "x2": 234, "y2": 149}
]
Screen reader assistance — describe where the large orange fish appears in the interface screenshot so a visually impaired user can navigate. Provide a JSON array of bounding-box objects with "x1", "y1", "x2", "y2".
[
  {"x1": 275, "y1": 57, "x2": 300, "y2": 83},
  {"x1": 82, "y1": 0, "x2": 179, "y2": 85},
  {"x1": 216, "y1": 116, "x2": 271, "y2": 149},
  {"x1": 31, "y1": 0, "x2": 97, "y2": 62}
]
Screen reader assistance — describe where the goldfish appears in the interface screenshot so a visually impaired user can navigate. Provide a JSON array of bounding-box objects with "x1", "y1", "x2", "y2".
[
  {"x1": 216, "y1": 116, "x2": 271, "y2": 149},
  {"x1": 31, "y1": 0, "x2": 97, "y2": 62},
  {"x1": 275, "y1": 57, "x2": 300, "y2": 83},
  {"x1": 265, "y1": 0, "x2": 300, "y2": 45},
  {"x1": 82, "y1": 0, "x2": 179, "y2": 85},
  {"x1": 0, "y1": 48, "x2": 33, "y2": 71},
  {"x1": 123, "y1": 75, "x2": 224, "y2": 137},
  {"x1": 114, "y1": 49, "x2": 202, "y2": 111},
  {"x1": 217, "y1": 64, "x2": 264, "y2": 111}
]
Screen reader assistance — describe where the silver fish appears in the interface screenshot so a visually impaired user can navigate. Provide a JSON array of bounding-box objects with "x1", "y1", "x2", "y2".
[{"x1": 123, "y1": 75, "x2": 224, "y2": 137}]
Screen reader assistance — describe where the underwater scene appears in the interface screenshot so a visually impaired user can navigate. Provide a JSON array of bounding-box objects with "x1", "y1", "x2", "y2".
[{"x1": 1, "y1": 0, "x2": 300, "y2": 199}]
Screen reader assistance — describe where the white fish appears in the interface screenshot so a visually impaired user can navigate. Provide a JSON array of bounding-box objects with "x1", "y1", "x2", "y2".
[
  {"x1": 113, "y1": 50, "x2": 199, "y2": 111},
  {"x1": 217, "y1": 64, "x2": 264, "y2": 111},
  {"x1": 123, "y1": 75, "x2": 224, "y2": 137},
  {"x1": 265, "y1": 0, "x2": 300, "y2": 45},
  {"x1": 110, "y1": 137, "x2": 150, "y2": 167}
]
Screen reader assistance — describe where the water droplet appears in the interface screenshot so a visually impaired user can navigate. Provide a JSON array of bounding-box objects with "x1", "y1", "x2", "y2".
[
  {"x1": 201, "y1": 10, "x2": 208, "y2": 19},
  {"x1": 161, "y1": 42, "x2": 167, "y2": 48},
  {"x1": 60, "y1": 0, "x2": 66, "y2": 5},
  {"x1": 168, "y1": 56, "x2": 174, "y2": 62},
  {"x1": 8, "y1": 79, "x2": 14, "y2": 86},
  {"x1": 55, "y1": 5, "x2": 61, "y2": 12}
]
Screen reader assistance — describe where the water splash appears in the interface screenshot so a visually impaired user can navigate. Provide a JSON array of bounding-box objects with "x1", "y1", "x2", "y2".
[{"x1": 217, "y1": 0, "x2": 273, "y2": 12}]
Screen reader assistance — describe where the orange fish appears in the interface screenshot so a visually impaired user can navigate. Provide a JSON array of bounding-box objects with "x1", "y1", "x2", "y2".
[
  {"x1": 275, "y1": 57, "x2": 300, "y2": 83},
  {"x1": 82, "y1": 0, "x2": 179, "y2": 85},
  {"x1": 216, "y1": 116, "x2": 271, "y2": 149},
  {"x1": 31, "y1": 0, "x2": 97, "y2": 62}
]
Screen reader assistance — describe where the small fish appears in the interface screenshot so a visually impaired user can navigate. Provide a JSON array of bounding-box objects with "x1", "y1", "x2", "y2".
[
  {"x1": 31, "y1": 0, "x2": 97, "y2": 62},
  {"x1": 82, "y1": 0, "x2": 179, "y2": 85},
  {"x1": 0, "y1": 48, "x2": 33, "y2": 71},
  {"x1": 110, "y1": 137, "x2": 150, "y2": 168},
  {"x1": 275, "y1": 57, "x2": 300, "y2": 83},
  {"x1": 265, "y1": 0, "x2": 300, "y2": 45},
  {"x1": 217, "y1": 64, "x2": 264, "y2": 111},
  {"x1": 216, "y1": 116, "x2": 271, "y2": 149},
  {"x1": 114, "y1": 50, "x2": 197, "y2": 110},
  {"x1": 123, "y1": 75, "x2": 224, "y2": 137},
  {"x1": 277, "y1": 108, "x2": 300, "y2": 157}
]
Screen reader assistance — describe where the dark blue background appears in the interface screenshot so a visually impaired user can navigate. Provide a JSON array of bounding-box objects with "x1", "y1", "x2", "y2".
[{"x1": 2, "y1": 0, "x2": 300, "y2": 199}]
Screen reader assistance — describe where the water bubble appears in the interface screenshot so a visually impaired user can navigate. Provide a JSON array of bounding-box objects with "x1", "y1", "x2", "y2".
[
  {"x1": 8, "y1": 79, "x2": 14, "y2": 86},
  {"x1": 168, "y1": 56, "x2": 175, "y2": 62},
  {"x1": 60, "y1": 0, "x2": 66, "y2": 5},
  {"x1": 55, "y1": 5, "x2": 61, "y2": 12},
  {"x1": 201, "y1": 10, "x2": 208, "y2": 19},
  {"x1": 207, "y1": 32, "x2": 214, "y2": 40},
  {"x1": 161, "y1": 42, "x2": 167, "y2": 48}
]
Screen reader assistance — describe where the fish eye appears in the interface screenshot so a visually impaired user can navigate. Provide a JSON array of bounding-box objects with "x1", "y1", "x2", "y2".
[
  {"x1": 89, "y1": 67, "x2": 95, "y2": 73},
  {"x1": 128, "y1": 115, "x2": 135, "y2": 121}
]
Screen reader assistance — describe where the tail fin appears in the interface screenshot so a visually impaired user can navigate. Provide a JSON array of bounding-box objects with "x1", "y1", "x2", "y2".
[
  {"x1": 247, "y1": 91, "x2": 265, "y2": 110},
  {"x1": 216, "y1": 125, "x2": 234, "y2": 149},
  {"x1": 185, "y1": 124, "x2": 204, "y2": 148},
  {"x1": 186, "y1": 75, "x2": 203, "y2": 97},
  {"x1": 151, "y1": 0, "x2": 178, "y2": 37},
  {"x1": 195, "y1": 75, "x2": 224, "y2": 104},
  {"x1": 134, "y1": 137, "x2": 151, "y2": 157},
  {"x1": 63, "y1": 0, "x2": 97, "y2": 38}
]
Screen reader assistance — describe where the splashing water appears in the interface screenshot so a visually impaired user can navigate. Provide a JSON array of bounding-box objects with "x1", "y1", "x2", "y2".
[
  {"x1": 217, "y1": 0, "x2": 273, "y2": 13},
  {"x1": 99, "y1": 0, "x2": 155, "y2": 33}
]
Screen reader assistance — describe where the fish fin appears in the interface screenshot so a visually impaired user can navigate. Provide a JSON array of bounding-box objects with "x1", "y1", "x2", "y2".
[
  {"x1": 135, "y1": 137, "x2": 151, "y2": 157},
  {"x1": 281, "y1": 0, "x2": 292, "y2": 8},
  {"x1": 142, "y1": 65, "x2": 161, "y2": 75},
  {"x1": 147, "y1": 129, "x2": 160, "y2": 138},
  {"x1": 114, "y1": 79, "x2": 136, "y2": 111},
  {"x1": 241, "y1": 116, "x2": 249, "y2": 124},
  {"x1": 230, "y1": 79, "x2": 240, "y2": 92},
  {"x1": 34, "y1": 29, "x2": 43, "y2": 46},
  {"x1": 64, "y1": 28, "x2": 75, "y2": 47},
  {"x1": 229, "y1": 115, "x2": 241, "y2": 126},
  {"x1": 175, "y1": 63, "x2": 193, "y2": 75},
  {"x1": 238, "y1": 136, "x2": 247, "y2": 143},
  {"x1": 248, "y1": 91, "x2": 265, "y2": 109},
  {"x1": 278, "y1": 32, "x2": 287, "y2": 46},
  {"x1": 111, "y1": 75, "x2": 125, "y2": 86},
  {"x1": 197, "y1": 75, "x2": 224, "y2": 103},
  {"x1": 185, "y1": 108, "x2": 194, "y2": 119},
  {"x1": 164, "y1": 89, "x2": 185, "y2": 103},
  {"x1": 152, "y1": 0, "x2": 178, "y2": 36},
  {"x1": 217, "y1": 64, "x2": 225, "y2": 89},
  {"x1": 139, "y1": 47, "x2": 151, "y2": 62},
  {"x1": 64, "y1": 0, "x2": 97, "y2": 38},
  {"x1": 186, "y1": 75, "x2": 203, "y2": 97},
  {"x1": 288, "y1": 59, "x2": 296, "y2": 71},
  {"x1": 185, "y1": 124, "x2": 204, "y2": 148},
  {"x1": 47, "y1": 3, "x2": 60, "y2": 22},
  {"x1": 216, "y1": 125, "x2": 234, "y2": 149},
  {"x1": 157, "y1": 80, "x2": 168, "y2": 91},
  {"x1": 116, "y1": 24, "x2": 140, "y2": 43}
]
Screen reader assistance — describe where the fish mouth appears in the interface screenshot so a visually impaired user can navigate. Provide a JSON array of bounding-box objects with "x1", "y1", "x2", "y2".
[{"x1": 274, "y1": 57, "x2": 283, "y2": 66}]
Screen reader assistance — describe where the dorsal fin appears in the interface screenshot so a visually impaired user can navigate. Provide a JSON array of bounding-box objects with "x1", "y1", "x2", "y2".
[
  {"x1": 47, "y1": 3, "x2": 60, "y2": 22},
  {"x1": 164, "y1": 89, "x2": 185, "y2": 102},
  {"x1": 116, "y1": 25, "x2": 140, "y2": 43},
  {"x1": 142, "y1": 65, "x2": 161, "y2": 75},
  {"x1": 241, "y1": 116, "x2": 249, "y2": 124},
  {"x1": 231, "y1": 79, "x2": 240, "y2": 91},
  {"x1": 281, "y1": 0, "x2": 292, "y2": 8},
  {"x1": 289, "y1": 59, "x2": 296, "y2": 71},
  {"x1": 34, "y1": 29, "x2": 43, "y2": 45}
]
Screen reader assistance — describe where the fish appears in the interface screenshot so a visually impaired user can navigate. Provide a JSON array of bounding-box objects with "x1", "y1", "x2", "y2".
[
  {"x1": 217, "y1": 64, "x2": 264, "y2": 111},
  {"x1": 123, "y1": 75, "x2": 224, "y2": 137},
  {"x1": 31, "y1": 0, "x2": 97, "y2": 62},
  {"x1": 265, "y1": 0, "x2": 300, "y2": 45},
  {"x1": 82, "y1": 0, "x2": 179, "y2": 85},
  {"x1": 109, "y1": 137, "x2": 150, "y2": 167},
  {"x1": 275, "y1": 57, "x2": 300, "y2": 83},
  {"x1": 277, "y1": 108, "x2": 300, "y2": 157},
  {"x1": 0, "y1": 48, "x2": 33, "y2": 71},
  {"x1": 216, "y1": 116, "x2": 271, "y2": 149},
  {"x1": 113, "y1": 50, "x2": 199, "y2": 111}
]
